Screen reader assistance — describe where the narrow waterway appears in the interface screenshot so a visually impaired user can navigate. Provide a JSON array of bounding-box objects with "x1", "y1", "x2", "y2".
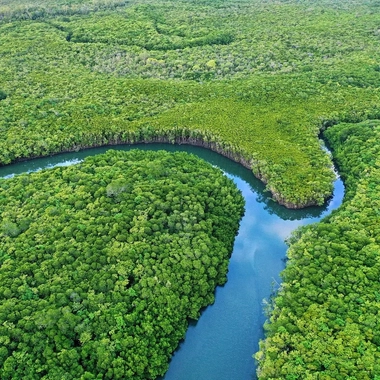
[{"x1": 0, "y1": 143, "x2": 344, "y2": 380}]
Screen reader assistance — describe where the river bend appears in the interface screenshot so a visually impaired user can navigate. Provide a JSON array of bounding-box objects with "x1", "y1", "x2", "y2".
[{"x1": 0, "y1": 143, "x2": 344, "y2": 380}]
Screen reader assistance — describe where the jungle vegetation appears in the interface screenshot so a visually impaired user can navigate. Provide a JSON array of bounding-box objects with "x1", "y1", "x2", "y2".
[
  {"x1": 256, "y1": 120, "x2": 380, "y2": 379},
  {"x1": 0, "y1": 0, "x2": 380, "y2": 378},
  {"x1": 0, "y1": 0, "x2": 379, "y2": 207},
  {"x1": 0, "y1": 149, "x2": 245, "y2": 379}
]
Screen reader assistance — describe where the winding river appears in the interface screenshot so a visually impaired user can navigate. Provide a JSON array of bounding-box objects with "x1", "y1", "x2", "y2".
[{"x1": 0, "y1": 143, "x2": 344, "y2": 380}]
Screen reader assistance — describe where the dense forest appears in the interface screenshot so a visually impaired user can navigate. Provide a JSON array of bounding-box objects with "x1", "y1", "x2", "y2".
[
  {"x1": 0, "y1": 149, "x2": 244, "y2": 379},
  {"x1": 256, "y1": 120, "x2": 380, "y2": 379},
  {"x1": 1, "y1": 0, "x2": 380, "y2": 378},
  {"x1": 1, "y1": 0, "x2": 379, "y2": 207}
]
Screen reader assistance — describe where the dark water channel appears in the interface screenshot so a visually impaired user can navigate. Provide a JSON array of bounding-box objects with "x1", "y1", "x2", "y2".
[{"x1": 0, "y1": 143, "x2": 344, "y2": 380}]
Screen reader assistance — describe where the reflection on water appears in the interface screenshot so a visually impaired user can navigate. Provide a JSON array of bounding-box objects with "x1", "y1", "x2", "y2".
[
  {"x1": 0, "y1": 143, "x2": 344, "y2": 380},
  {"x1": 162, "y1": 170, "x2": 342, "y2": 380},
  {"x1": 0, "y1": 143, "x2": 343, "y2": 221}
]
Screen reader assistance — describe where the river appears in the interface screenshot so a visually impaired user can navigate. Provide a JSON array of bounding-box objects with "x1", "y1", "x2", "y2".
[{"x1": 0, "y1": 143, "x2": 344, "y2": 380}]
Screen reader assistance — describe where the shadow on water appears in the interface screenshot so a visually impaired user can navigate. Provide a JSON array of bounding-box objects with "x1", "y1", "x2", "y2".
[{"x1": 0, "y1": 142, "x2": 344, "y2": 380}]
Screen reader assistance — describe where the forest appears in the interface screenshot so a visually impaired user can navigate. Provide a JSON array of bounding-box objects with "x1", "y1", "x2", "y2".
[
  {"x1": 0, "y1": 0, "x2": 379, "y2": 378},
  {"x1": 0, "y1": 149, "x2": 244, "y2": 378},
  {"x1": 1, "y1": 0, "x2": 379, "y2": 207},
  {"x1": 256, "y1": 121, "x2": 380, "y2": 379}
]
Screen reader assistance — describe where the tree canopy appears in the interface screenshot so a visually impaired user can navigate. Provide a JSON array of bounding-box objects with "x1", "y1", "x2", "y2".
[
  {"x1": 1, "y1": 0, "x2": 379, "y2": 207},
  {"x1": 0, "y1": 149, "x2": 244, "y2": 379},
  {"x1": 256, "y1": 120, "x2": 380, "y2": 379}
]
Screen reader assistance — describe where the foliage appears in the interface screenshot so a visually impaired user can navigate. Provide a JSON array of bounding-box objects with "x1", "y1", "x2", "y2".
[
  {"x1": 53, "y1": 1, "x2": 380, "y2": 81},
  {"x1": 0, "y1": 0, "x2": 379, "y2": 377},
  {"x1": 256, "y1": 120, "x2": 380, "y2": 379},
  {"x1": 0, "y1": 0, "x2": 379, "y2": 207},
  {"x1": 0, "y1": 149, "x2": 244, "y2": 379}
]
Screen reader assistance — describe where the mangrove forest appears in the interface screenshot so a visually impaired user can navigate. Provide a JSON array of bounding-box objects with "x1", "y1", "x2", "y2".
[{"x1": 0, "y1": 0, "x2": 380, "y2": 378}]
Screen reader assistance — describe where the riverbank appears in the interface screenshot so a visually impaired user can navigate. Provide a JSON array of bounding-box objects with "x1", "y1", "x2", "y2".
[
  {"x1": 1, "y1": 128, "x2": 334, "y2": 209},
  {"x1": 0, "y1": 143, "x2": 344, "y2": 380},
  {"x1": 256, "y1": 120, "x2": 380, "y2": 379}
]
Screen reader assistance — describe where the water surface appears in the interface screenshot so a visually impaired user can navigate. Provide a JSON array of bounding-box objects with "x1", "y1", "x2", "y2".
[{"x1": 0, "y1": 143, "x2": 344, "y2": 380}]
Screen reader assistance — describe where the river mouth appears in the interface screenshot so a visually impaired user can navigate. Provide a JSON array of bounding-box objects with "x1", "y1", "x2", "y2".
[{"x1": 0, "y1": 143, "x2": 344, "y2": 380}]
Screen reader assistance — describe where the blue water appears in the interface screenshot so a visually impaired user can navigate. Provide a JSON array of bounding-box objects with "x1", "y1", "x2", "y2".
[{"x1": 0, "y1": 143, "x2": 344, "y2": 380}]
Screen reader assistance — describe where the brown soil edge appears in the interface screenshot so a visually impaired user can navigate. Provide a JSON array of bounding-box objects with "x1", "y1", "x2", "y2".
[{"x1": 2, "y1": 130, "x2": 333, "y2": 209}]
